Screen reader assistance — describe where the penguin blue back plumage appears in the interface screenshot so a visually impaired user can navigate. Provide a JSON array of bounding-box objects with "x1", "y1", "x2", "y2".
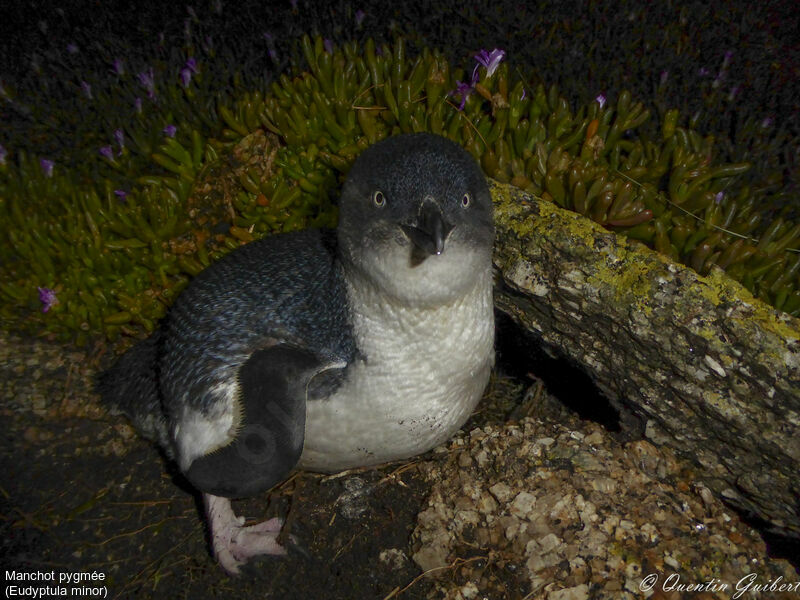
[
  {"x1": 162, "y1": 229, "x2": 355, "y2": 428},
  {"x1": 100, "y1": 229, "x2": 355, "y2": 455}
]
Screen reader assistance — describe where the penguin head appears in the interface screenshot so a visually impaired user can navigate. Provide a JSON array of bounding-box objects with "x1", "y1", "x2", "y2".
[{"x1": 338, "y1": 133, "x2": 494, "y2": 306}]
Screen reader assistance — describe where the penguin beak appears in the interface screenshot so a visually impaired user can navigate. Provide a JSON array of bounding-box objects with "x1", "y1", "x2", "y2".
[{"x1": 400, "y1": 200, "x2": 453, "y2": 256}]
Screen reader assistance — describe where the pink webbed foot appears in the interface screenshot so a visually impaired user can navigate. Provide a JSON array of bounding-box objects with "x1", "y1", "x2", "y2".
[{"x1": 203, "y1": 493, "x2": 287, "y2": 575}]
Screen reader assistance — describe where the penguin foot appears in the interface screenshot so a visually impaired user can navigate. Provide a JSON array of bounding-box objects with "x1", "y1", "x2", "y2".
[{"x1": 204, "y1": 493, "x2": 286, "y2": 575}]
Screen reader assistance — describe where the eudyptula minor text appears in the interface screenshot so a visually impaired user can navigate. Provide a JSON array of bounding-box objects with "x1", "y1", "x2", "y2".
[{"x1": 99, "y1": 132, "x2": 495, "y2": 574}]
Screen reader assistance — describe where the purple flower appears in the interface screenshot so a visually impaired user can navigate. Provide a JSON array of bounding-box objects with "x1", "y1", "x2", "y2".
[
  {"x1": 472, "y1": 48, "x2": 505, "y2": 82},
  {"x1": 713, "y1": 51, "x2": 733, "y2": 89},
  {"x1": 659, "y1": 71, "x2": 669, "y2": 86},
  {"x1": 698, "y1": 67, "x2": 710, "y2": 77},
  {"x1": 112, "y1": 58, "x2": 125, "y2": 76},
  {"x1": 450, "y1": 80, "x2": 474, "y2": 111},
  {"x1": 323, "y1": 39, "x2": 334, "y2": 54},
  {"x1": 263, "y1": 33, "x2": 278, "y2": 61},
  {"x1": 81, "y1": 81, "x2": 92, "y2": 99},
  {"x1": 99, "y1": 145, "x2": 114, "y2": 160},
  {"x1": 138, "y1": 68, "x2": 154, "y2": 87},
  {"x1": 723, "y1": 50, "x2": 733, "y2": 67},
  {"x1": 761, "y1": 117, "x2": 773, "y2": 129},
  {"x1": 715, "y1": 191, "x2": 725, "y2": 204},
  {"x1": 134, "y1": 98, "x2": 143, "y2": 113},
  {"x1": 355, "y1": 9, "x2": 365, "y2": 26},
  {"x1": 521, "y1": 88, "x2": 526, "y2": 101},
  {"x1": 114, "y1": 189, "x2": 127, "y2": 200},
  {"x1": 595, "y1": 94, "x2": 607, "y2": 109},
  {"x1": 39, "y1": 159, "x2": 54, "y2": 177},
  {"x1": 114, "y1": 129, "x2": 125, "y2": 150},
  {"x1": 0, "y1": 144, "x2": 6, "y2": 165},
  {"x1": 138, "y1": 68, "x2": 156, "y2": 99},
  {"x1": 38, "y1": 287, "x2": 58, "y2": 313},
  {"x1": 177, "y1": 59, "x2": 198, "y2": 88},
  {"x1": 728, "y1": 85, "x2": 740, "y2": 101},
  {"x1": 163, "y1": 124, "x2": 177, "y2": 137},
  {"x1": 66, "y1": 43, "x2": 79, "y2": 54}
]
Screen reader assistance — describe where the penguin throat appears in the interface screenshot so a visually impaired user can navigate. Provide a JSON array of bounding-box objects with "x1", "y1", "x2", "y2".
[{"x1": 339, "y1": 243, "x2": 490, "y2": 310}]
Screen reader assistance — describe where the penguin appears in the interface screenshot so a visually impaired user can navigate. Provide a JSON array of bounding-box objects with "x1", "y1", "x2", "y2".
[{"x1": 99, "y1": 132, "x2": 495, "y2": 574}]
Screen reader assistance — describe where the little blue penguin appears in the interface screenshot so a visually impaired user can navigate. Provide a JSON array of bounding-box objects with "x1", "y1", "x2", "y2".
[{"x1": 100, "y1": 132, "x2": 495, "y2": 574}]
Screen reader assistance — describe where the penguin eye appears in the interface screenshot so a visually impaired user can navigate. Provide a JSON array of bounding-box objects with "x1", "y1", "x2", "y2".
[
  {"x1": 461, "y1": 193, "x2": 471, "y2": 208},
  {"x1": 373, "y1": 190, "x2": 386, "y2": 207}
]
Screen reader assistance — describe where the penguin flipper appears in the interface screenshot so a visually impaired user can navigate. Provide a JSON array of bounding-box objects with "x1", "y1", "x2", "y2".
[{"x1": 184, "y1": 345, "x2": 322, "y2": 498}]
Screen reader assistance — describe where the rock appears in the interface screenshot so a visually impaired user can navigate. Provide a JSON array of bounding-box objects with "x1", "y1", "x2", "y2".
[
  {"x1": 378, "y1": 548, "x2": 409, "y2": 570},
  {"x1": 490, "y1": 180, "x2": 800, "y2": 538},
  {"x1": 548, "y1": 584, "x2": 589, "y2": 600}
]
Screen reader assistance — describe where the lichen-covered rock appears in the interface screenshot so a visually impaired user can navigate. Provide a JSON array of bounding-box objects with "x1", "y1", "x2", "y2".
[{"x1": 490, "y1": 179, "x2": 800, "y2": 538}]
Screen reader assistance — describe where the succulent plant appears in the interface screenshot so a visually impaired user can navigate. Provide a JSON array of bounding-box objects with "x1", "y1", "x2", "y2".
[{"x1": 1, "y1": 35, "x2": 798, "y2": 347}]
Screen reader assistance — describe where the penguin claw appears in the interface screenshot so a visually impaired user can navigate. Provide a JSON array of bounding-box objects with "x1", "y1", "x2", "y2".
[{"x1": 204, "y1": 494, "x2": 287, "y2": 575}]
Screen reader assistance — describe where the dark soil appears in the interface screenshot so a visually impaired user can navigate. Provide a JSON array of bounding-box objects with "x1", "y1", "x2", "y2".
[{"x1": 1, "y1": 404, "x2": 437, "y2": 599}]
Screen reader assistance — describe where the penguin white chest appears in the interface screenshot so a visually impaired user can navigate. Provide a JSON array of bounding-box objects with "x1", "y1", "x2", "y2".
[{"x1": 299, "y1": 277, "x2": 494, "y2": 472}]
